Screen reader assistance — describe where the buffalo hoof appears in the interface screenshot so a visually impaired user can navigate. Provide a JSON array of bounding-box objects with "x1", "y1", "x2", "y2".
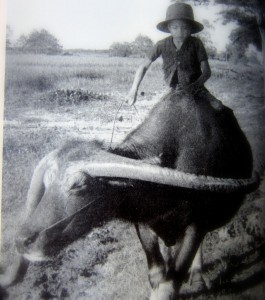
[
  {"x1": 180, "y1": 272, "x2": 207, "y2": 296},
  {"x1": 150, "y1": 280, "x2": 175, "y2": 300},
  {"x1": 191, "y1": 272, "x2": 207, "y2": 294},
  {"x1": 149, "y1": 265, "x2": 166, "y2": 289},
  {"x1": 0, "y1": 270, "x2": 16, "y2": 288}
]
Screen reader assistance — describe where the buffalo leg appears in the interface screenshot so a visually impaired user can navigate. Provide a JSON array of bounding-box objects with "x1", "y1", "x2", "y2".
[
  {"x1": 170, "y1": 224, "x2": 203, "y2": 294},
  {"x1": 135, "y1": 224, "x2": 166, "y2": 289},
  {"x1": 151, "y1": 224, "x2": 203, "y2": 298},
  {"x1": 188, "y1": 243, "x2": 206, "y2": 292}
]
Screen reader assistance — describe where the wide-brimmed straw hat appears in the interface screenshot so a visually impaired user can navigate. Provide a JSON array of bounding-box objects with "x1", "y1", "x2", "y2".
[{"x1": 157, "y1": 3, "x2": 204, "y2": 34}]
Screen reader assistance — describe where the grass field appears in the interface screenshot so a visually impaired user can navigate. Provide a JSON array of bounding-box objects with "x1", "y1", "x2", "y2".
[{"x1": 1, "y1": 52, "x2": 265, "y2": 299}]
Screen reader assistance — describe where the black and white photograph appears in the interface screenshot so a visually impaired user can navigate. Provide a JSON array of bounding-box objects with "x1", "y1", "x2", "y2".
[{"x1": 1, "y1": 0, "x2": 265, "y2": 299}]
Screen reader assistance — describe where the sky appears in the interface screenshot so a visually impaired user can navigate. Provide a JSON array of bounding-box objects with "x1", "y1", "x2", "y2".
[{"x1": 7, "y1": 0, "x2": 235, "y2": 51}]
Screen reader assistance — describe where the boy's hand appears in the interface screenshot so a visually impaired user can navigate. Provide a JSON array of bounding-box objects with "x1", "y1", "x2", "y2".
[
  {"x1": 210, "y1": 99, "x2": 224, "y2": 111},
  {"x1": 181, "y1": 82, "x2": 200, "y2": 95},
  {"x1": 178, "y1": 82, "x2": 200, "y2": 95}
]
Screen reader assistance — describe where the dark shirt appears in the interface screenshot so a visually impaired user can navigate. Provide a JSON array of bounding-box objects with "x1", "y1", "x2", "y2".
[{"x1": 147, "y1": 36, "x2": 208, "y2": 88}]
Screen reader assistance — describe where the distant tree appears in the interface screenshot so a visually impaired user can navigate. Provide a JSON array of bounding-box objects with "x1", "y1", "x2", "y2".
[
  {"x1": 212, "y1": 1, "x2": 262, "y2": 64},
  {"x1": 15, "y1": 29, "x2": 63, "y2": 54},
  {"x1": 14, "y1": 34, "x2": 28, "y2": 49},
  {"x1": 216, "y1": 1, "x2": 263, "y2": 51},
  {"x1": 110, "y1": 35, "x2": 154, "y2": 57},
  {"x1": 225, "y1": 26, "x2": 253, "y2": 64},
  {"x1": 131, "y1": 35, "x2": 154, "y2": 57},
  {"x1": 6, "y1": 25, "x2": 13, "y2": 49},
  {"x1": 109, "y1": 42, "x2": 132, "y2": 57},
  {"x1": 226, "y1": 42, "x2": 248, "y2": 64},
  {"x1": 195, "y1": 19, "x2": 217, "y2": 58},
  {"x1": 245, "y1": 45, "x2": 262, "y2": 64}
]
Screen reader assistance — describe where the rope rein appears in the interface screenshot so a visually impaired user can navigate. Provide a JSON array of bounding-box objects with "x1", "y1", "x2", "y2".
[
  {"x1": 38, "y1": 196, "x2": 101, "y2": 236},
  {"x1": 109, "y1": 94, "x2": 142, "y2": 150},
  {"x1": 109, "y1": 97, "x2": 127, "y2": 150}
]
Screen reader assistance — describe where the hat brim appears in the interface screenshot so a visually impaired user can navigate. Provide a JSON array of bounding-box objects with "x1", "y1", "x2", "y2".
[{"x1": 157, "y1": 18, "x2": 204, "y2": 34}]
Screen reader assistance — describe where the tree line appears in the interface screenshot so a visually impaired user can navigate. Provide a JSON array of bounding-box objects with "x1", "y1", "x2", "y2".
[
  {"x1": 6, "y1": 28, "x2": 63, "y2": 55},
  {"x1": 6, "y1": 29, "x2": 155, "y2": 58}
]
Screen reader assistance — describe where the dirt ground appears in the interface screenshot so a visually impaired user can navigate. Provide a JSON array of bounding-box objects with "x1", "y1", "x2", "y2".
[{"x1": 1, "y1": 58, "x2": 265, "y2": 299}]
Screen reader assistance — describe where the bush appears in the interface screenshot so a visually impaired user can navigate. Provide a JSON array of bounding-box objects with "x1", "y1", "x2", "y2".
[
  {"x1": 43, "y1": 89, "x2": 109, "y2": 105},
  {"x1": 130, "y1": 35, "x2": 154, "y2": 57},
  {"x1": 109, "y1": 42, "x2": 132, "y2": 57},
  {"x1": 109, "y1": 35, "x2": 154, "y2": 57},
  {"x1": 74, "y1": 70, "x2": 104, "y2": 80},
  {"x1": 14, "y1": 29, "x2": 63, "y2": 55}
]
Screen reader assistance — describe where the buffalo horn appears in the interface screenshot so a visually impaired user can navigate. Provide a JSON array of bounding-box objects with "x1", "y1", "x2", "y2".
[{"x1": 66, "y1": 151, "x2": 259, "y2": 194}]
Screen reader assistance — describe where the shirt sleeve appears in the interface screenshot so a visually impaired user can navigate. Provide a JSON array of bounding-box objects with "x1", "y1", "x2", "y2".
[
  {"x1": 195, "y1": 38, "x2": 208, "y2": 62},
  {"x1": 147, "y1": 41, "x2": 162, "y2": 62}
]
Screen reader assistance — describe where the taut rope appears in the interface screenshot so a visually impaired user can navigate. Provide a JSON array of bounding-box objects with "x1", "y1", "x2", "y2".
[{"x1": 109, "y1": 93, "x2": 142, "y2": 150}]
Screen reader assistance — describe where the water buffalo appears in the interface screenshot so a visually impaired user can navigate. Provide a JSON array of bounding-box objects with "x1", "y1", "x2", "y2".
[{"x1": 1, "y1": 90, "x2": 259, "y2": 299}]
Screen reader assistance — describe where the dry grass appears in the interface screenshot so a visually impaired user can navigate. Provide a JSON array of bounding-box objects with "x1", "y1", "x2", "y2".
[{"x1": 5, "y1": 53, "x2": 163, "y2": 93}]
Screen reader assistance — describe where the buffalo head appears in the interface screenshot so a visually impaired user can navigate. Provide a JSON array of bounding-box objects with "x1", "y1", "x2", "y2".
[{"x1": 14, "y1": 141, "x2": 258, "y2": 262}]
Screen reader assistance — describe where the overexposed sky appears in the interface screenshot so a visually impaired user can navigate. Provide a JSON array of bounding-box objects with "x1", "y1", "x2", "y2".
[{"x1": 7, "y1": 0, "x2": 234, "y2": 51}]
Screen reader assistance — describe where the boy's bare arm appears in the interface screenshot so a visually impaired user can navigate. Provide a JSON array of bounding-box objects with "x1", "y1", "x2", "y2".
[
  {"x1": 127, "y1": 58, "x2": 152, "y2": 105},
  {"x1": 197, "y1": 60, "x2": 211, "y2": 86}
]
